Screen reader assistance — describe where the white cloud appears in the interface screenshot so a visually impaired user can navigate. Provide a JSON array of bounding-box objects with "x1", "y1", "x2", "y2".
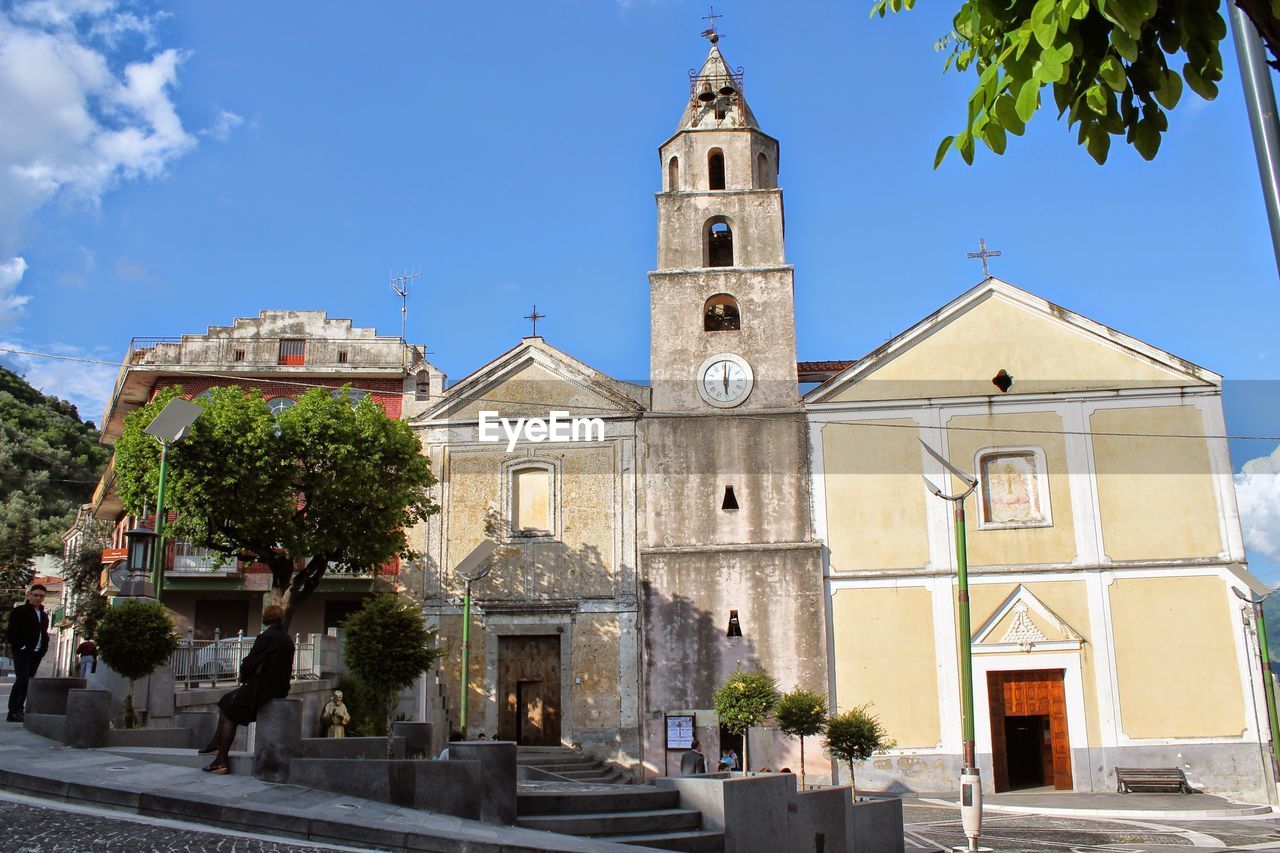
[
  {"x1": 0, "y1": 257, "x2": 30, "y2": 323},
  {"x1": 0, "y1": 0, "x2": 195, "y2": 317},
  {"x1": 202, "y1": 108, "x2": 243, "y2": 141},
  {"x1": 1236, "y1": 445, "x2": 1280, "y2": 563},
  {"x1": 0, "y1": 340, "x2": 118, "y2": 424}
]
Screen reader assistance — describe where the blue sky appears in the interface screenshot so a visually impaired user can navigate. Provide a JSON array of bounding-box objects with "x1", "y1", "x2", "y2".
[{"x1": 2, "y1": 0, "x2": 1278, "y2": 581}]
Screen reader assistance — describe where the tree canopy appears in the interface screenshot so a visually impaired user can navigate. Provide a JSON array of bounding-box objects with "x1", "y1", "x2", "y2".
[
  {"x1": 0, "y1": 366, "x2": 108, "y2": 593},
  {"x1": 873, "y1": 0, "x2": 1266, "y2": 164},
  {"x1": 112, "y1": 385, "x2": 438, "y2": 622}
]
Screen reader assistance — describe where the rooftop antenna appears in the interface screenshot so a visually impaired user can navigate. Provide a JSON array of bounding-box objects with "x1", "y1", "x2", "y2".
[{"x1": 390, "y1": 269, "x2": 422, "y2": 368}]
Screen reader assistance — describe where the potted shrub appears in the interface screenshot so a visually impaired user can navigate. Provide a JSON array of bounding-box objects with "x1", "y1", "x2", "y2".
[
  {"x1": 712, "y1": 669, "x2": 780, "y2": 775},
  {"x1": 95, "y1": 599, "x2": 179, "y2": 728},
  {"x1": 775, "y1": 687, "x2": 828, "y2": 789}
]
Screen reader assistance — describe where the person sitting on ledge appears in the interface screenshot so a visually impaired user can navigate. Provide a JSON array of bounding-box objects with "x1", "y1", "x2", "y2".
[{"x1": 199, "y1": 604, "x2": 295, "y2": 775}]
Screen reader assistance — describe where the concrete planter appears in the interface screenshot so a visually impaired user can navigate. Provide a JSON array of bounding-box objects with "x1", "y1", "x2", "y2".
[
  {"x1": 848, "y1": 797, "x2": 904, "y2": 853},
  {"x1": 288, "y1": 757, "x2": 482, "y2": 819}
]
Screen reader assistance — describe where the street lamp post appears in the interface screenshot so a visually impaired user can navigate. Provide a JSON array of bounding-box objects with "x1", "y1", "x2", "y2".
[
  {"x1": 1232, "y1": 586, "x2": 1280, "y2": 772},
  {"x1": 921, "y1": 439, "x2": 985, "y2": 853},
  {"x1": 142, "y1": 398, "x2": 203, "y2": 602},
  {"x1": 453, "y1": 540, "x2": 498, "y2": 739}
]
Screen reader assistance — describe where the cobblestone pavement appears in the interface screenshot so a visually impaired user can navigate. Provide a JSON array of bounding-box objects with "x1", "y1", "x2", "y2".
[
  {"x1": 0, "y1": 796, "x2": 385, "y2": 853},
  {"x1": 904, "y1": 801, "x2": 1280, "y2": 851}
]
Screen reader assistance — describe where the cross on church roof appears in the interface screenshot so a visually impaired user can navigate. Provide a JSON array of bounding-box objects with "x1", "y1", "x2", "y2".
[
  {"x1": 524, "y1": 305, "x2": 546, "y2": 337},
  {"x1": 700, "y1": 6, "x2": 723, "y2": 43},
  {"x1": 966, "y1": 237, "x2": 1002, "y2": 277}
]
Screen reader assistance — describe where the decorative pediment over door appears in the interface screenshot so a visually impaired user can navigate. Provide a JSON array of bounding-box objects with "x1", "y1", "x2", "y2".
[{"x1": 972, "y1": 585, "x2": 1083, "y2": 654}]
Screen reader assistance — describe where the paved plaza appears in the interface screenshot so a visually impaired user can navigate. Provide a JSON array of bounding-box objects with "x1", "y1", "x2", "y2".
[{"x1": 904, "y1": 799, "x2": 1280, "y2": 851}]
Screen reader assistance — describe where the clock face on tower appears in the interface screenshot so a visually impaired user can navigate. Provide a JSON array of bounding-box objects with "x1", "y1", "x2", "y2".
[{"x1": 697, "y1": 353, "x2": 754, "y2": 408}]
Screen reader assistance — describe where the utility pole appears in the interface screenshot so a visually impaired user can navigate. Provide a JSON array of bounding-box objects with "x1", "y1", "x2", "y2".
[{"x1": 921, "y1": 439, "x2": 985, "y2": 853}]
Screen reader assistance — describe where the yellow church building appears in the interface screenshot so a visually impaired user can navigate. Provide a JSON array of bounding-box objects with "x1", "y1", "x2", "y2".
[{"x1": 807, "y1": 278, "x2": 1272, "y2": 799}]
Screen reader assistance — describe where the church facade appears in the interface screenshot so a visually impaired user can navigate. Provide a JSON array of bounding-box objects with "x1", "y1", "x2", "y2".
[{"x1": 411, "y1": 36, "x2": 1273, "y2": 800}]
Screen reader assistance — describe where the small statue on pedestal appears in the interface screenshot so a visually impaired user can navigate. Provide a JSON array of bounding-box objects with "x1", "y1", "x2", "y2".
[{"x1": 322, "y1": 690, "x2": 350, "y2": 738}]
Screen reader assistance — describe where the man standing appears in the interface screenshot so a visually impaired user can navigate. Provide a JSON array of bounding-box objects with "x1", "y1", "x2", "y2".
[
  {"x1": 6, "y1": 584, "x2": 49, "y2": 722},
  {"x1": 680, "y1": 738, "x2": 708, "y2": 775}
]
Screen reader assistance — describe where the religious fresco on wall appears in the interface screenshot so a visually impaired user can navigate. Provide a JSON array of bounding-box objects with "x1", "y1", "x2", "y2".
[{"x1": 980, "y1": 451, "x2": 1046, "y2": 526}]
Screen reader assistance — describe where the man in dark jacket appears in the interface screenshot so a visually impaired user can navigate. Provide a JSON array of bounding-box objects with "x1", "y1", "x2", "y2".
[
  {"x1": 681, "y1": 739, "x2": 708, "y2": 775},
  {"x1": 6, "y1": 584, "x2": 49, "y2": 722},
  {"x1": 200, "y1": 603, "x2": 295, "y2": 774}
]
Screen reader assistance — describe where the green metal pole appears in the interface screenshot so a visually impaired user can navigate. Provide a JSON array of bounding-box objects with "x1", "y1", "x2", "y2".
[
  {"x1": 459, "y1": 578, "x2": 471, "y2": 739},
  {"x1": 1253, "y1": 601, "x2": 1280, "y2": 768},
  {"x1": 955, "y1": 500, "x2": 976, "y2": 769},
  {"x1": 152, "y1": 440, "x2": 170, "y2": 601}
]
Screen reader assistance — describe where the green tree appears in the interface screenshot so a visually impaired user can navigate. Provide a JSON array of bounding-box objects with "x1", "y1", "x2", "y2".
[
  {"x1": 712, "y1": 669, "x2": 781, "y2": 775},
  {"x1": 61, "y1": 519, "x2": 111, "y2": 640},
  {"x1": 95, "y1": 599, "x2": 179, "y2": 728},
  {"x1": 823, "y1": 705, "x2": 896, "y2": 798},
  {"x1": 112, "y1": 385, "x2": 438, "y2": 625},
  {"x1": 873, "y1": 0, "x2": 1265, "y2": 165},
  {"x1": 0, "y1": 503, "x2": 38, "y2": 595},
  {"x1": 774, "y1": 687, "x2": 829, "y2": 790},
  {"x1": 343, "y1": 594, "x2": 445, "y2": 758}
]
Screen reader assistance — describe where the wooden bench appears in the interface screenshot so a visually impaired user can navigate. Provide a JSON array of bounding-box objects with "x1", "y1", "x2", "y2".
[{"x1": 1115, "y1": 767, "x2": 1195, "y2": 794}]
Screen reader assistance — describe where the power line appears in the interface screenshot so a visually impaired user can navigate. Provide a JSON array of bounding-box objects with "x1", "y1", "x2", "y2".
[{"x1": 4, "y1": 345, "x2": 1280, "y2": 443}]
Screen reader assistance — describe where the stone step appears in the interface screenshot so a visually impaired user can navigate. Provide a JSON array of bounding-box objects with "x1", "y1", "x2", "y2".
[
  {"x1": 554, "y1": 768, "x2": 626, "y2": 781},
  {"x1": 517, "y1": 755, "x2": 600, "y2": 768},
  {"x1": 610, "y1": 830, "x2": 725, "y2": 852},
  {"x1": 519, "y1": 787, "x2": 680, "y2": 815},
  {"x1": 518, "y1": 808, "x2": 703, "y2": 836}
]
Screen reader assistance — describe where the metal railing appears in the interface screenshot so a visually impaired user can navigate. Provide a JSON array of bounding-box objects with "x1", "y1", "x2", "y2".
[{"x1": 171, "y1": 630, "x2": 322, "y2": 689}]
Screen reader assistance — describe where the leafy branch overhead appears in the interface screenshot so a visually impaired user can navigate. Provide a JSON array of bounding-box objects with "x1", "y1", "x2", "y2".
[{"x1": 873, "y1": 0, "x2": 1260, "y2": 164}]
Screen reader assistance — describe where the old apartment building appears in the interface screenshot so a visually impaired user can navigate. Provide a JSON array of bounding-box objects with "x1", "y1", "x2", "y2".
[{"x1": 89, "y1": 310, "x2": 443, "y2": 638}]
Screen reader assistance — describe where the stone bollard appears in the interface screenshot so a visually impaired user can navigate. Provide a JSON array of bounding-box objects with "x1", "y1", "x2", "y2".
[
  {"x1": 63, "y1": 689, "x2": 111, "y2": 749},
  {"x1": 392, "y1": 721, "x2": 433, "y2": 759},
  {"x1": 449, "y1": 740, "x2": 516, "y2": 825},
  {"x1": 252, "y1": 699, "x2": 302, "y2": 783},
  {"x1": 25, "y1": 677, "x2": 87, "y2": 715}
]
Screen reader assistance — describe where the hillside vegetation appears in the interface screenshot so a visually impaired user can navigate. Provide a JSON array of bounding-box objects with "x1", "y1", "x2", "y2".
[{"x1": 0, "y1": 366, "x2": 109, "y2": 591}]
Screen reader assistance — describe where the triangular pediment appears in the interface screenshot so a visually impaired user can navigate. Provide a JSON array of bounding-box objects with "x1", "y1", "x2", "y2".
[
  {"x1": 807, "y1": 279, "x2": 1218, "y2": 404},
  {"x1": 415, "y1": 337, "x2": 649, "y2": 425},
  {"x1": 973, "y1": 584, "x2": 1083, "y2": 653}
]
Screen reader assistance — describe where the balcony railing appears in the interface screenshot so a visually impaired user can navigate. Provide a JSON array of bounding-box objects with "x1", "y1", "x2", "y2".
[{"x1": 172, "y1": 630, "x2": 326, "y2": 688}]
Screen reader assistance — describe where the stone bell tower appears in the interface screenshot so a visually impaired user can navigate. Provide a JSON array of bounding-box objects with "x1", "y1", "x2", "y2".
[
  {"x1": 639, "y1": 32, "x2": 827, "y2": 781},
  {"x1": 650, "y1": 36, "x2": 798, "y2": 412}
]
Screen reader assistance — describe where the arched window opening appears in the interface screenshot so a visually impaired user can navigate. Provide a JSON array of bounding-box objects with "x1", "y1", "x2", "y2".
[
  {"x1": 756, "y1": 152, "x2": 772, "y2": 188},
  {"x1": 668, "y1": 156, "x2": 680, "y2": 191},
  {"x1": 266, "y1": 396, "x2": 296, "y2": 416},
  {"x1": 704, "y1": 294, "x2": 741, "y2": 331},
  {"x1": 708, "y1": 149, "x2": 725, "y2": 190},
  {"x1": 511, "y1": 466, "x2": 552, "y2": 535},
  {"x1": 705, "y1": 218, "x2": 734, "y2": 267}
]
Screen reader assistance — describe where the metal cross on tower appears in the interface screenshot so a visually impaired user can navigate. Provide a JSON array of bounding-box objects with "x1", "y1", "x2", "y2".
[
  {"x1": 700, "y1": 6, "x2": 723, "y2": 42},
  {"x1": 966, "y1": 238, "x2": 1002, "y2": 277},
  {"x1": 524, "y1": 305, "x2": 546, "y2": 337}
]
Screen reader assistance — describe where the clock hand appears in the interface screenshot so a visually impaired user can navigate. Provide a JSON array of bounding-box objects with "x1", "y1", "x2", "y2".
[{"x1": 722, "y1": 370, "x2": 729, "y2": 396}]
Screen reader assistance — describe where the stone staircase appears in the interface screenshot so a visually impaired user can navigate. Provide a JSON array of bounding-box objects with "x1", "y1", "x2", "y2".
[
  {"x1": 517, "y1": 783, "x2": 724, "y2": 852},
  {"x1": 516, "y1": 745, "x2": 630, "y2": 784}
]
